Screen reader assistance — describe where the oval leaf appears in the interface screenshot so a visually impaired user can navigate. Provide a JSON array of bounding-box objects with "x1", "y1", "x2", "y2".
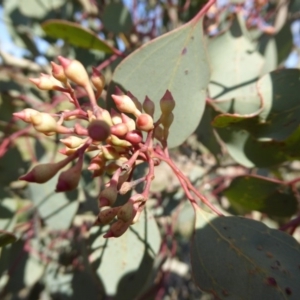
[
  {"x1": 107, "y1": 16, "x2": 210, "y2": 148},
  {"x1": 42, "y1": 20, "x2": 116, "y2": 54},
  {"x1": 191, "y1": 207, "x2": 300, "y2": 299},
  {"x1": 90, "y1": 209, "x2": 161, "y2": 297},
  {"x1": 224, "y1": 175, "x2": 297, "y2": 217}
]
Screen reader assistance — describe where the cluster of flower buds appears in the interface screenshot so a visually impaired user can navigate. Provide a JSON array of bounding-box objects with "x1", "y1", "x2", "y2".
[{"x1": 14, "y1": 56, "x2": 176, "y2": 238}]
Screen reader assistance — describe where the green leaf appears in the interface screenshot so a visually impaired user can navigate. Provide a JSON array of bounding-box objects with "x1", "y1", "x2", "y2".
[
  {"x1": 102, "y1": 2, "x2": 133, "y2": 34},
  {"x1": 191, "y1": 207, "x2": 300, "y2": 299},
  {"x1": 0, "y1": 230, "x2": 17, "y2": 247},
  {"x1": 274, "y1": 21, "x2": 293, "y2": 64},
  {"x1": 224, "y1": 175, "x2": 297, "y2": 217},
  {"x1": 42, "y1": 20, "x2": 116, "y2": 54},
  {"x1": 91, "y1": 208, "x2": 161, "y2": 298},
  {"x1": 215, "y1": 125, "x2": 300, "y2": 167},
  {"x1": 107, "y1": 15, "x2": 210, "y2": 148},
  {"x1": 29, "y1": 178, "x2": 80, "y2": 230},
  {"x1": 208, "y1": 16, "x2": 264, "y2": 107},
  {"x1": 254, "y1": 69, "x2": 300, "y2": 141}
]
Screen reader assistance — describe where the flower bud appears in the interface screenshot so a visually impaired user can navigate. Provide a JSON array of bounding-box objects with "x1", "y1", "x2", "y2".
[
  {"x1": 127, "y1": 91, "x2": 142, "y2": 112},
  {"x1": 136, "y1": 114, "x2": 154, "y2": 132},
  {"x1": 88, "y1": 154, "x2": 106, "y2": 171},
  {"x1": 110, "y1": 123, "x2": 128, "y2": 137},
  {"x1": 97, "y1": 109, "x2": 113, "y2": 126},
  {"x1": 111, "y1": 94, "x2": 141, "y2": 117},
  {"x1": 102, "y1": 146, "x2": 120, "y2": 160},
  {"x1": 142, "y1": 96, "x2": 155, "y2": 117},
  {"x1": 60, "y1": 136, "x2": 87, "y2": 149},
  {"x1": 160, "y1": 112, "x2": 174, "y2": 130},
  {"x1": 110, "y1": 108, "x2": 122, "y2": 125},
  {"x1": 125, "y1": 130, "x2": 143, "y2": 144},
  {"x1": 94, "y1": 206, "x2": 120, "y2": 225},
  {"x1": 51, "y1": 61, "x2": 67, "y2": 83},
  {"x1": 91, "y1": 67, "x2": 105, "y2": 96},
  {"x1": 19, "y1": 158, "x2": 69, "y2": 183},
  {"x1": 117, "y1": 199, "x2": 139, "y2": 222},
  {"x1": 154, "y1": 125, "x2": 164, "y2": 140},
  {"x1": 88, "y1": 120, "x2": 111, "y2": 142},
  {"x1": 30, "y1": 112, "x2": 58, "y2": 133},
  {"x1": 58, "y1": 56, "x2": 90, "y2": 87},
  {"x1": 160, "y1": 90, "x2": 175, "y2": 115},
  {"x1": 55, "y1": 157, "x2": 83, "y2": 192},
  {"x1": 98, "y1": 183, "x2": 118, "y2": 207},
  {"x1": 13, "y1": 108, "x2": 39, "y2": 123},
  {"x1": 121, "y1": 113, "x2": 136, "y2": 131},
  {"x1": 103, "y1": 219, "x2": 131, "y2": 238},
  {"x1": 74, "y1": 123, "x2": 88, "y2": 136},
  {"x1": 109, "y1": 135, "x2": 132, "y2": 147},
  {"x1": 29, "y1": 74, "x2": 62, "y2": 90}
]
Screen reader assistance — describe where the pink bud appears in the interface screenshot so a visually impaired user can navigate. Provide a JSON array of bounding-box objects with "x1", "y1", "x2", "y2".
[
  {"x1": 121, "y1": 113, "x2": 136, "y2": 131},
  {"x1": 94, "y1": 206, "x2": 120, "y2": 225},
  {"x1": 110, "y1": 108, "x2": 122, "y2": 125},
  {"x1": 98, "y1": 183, "x2": 118, "y2": 207},
  {"x1": 60, "y1": 136, "x2": 87, "y2": 149},
  {"x1": 117, "y1": 199, "x2": 139, "y2": 222},
  {"x1": 55, "y1": 157, "x2": 83, "y2": 192},
  {"x1": 97, "y1": 109, "x2": 113, "y2": 126},
  {"x1": 136, "y1": 114, "x2": 154, "y2": 132},
  {"x1": 160, "y1": 90, "x2": 175, "y2": 115},
  {"x1": 125, "y1": 130, "x2": 143, "y2": 144},
  {"x1": 111, "y1": 94, "x2": 141, "y2": 116},
  {"x1": 91, "y1": 67, "x2": 105, "y2": 96},
  {"x1": 30, "y1": 74, "x2": 61, "y2": 90},
  {"x1": 13, "y1": 108, "x2": 39, "y2": 123},
  {"x1": 87, "y1": 120, "x2": 111, "y2": 142},
  {"x1": 88, "y1": 154, "x2": 105, "y2": 171},
  {"x1": 19, "y1": 159, "x2": 69, "y2": 183},
  {"x1": 74, "y1": 123, "x2": 88, "y2": 136},
  {"x1": 30, "y1": 112, "x2": 58, "y2": 133},
  {"x1": 127, "y1": 91, "x2": 142, "y2": 112},
  {"x1": 51, "y1": 61, "x2": 67, "y2": 83},
  {"x1": 142, "y1": 96, "x2": 155, "y2": 117},
  {"x1": 58, "y1": 56, "x2": 90, "y2": 87},
  {"x1": 109, "y1": 135, "x2": 132, "y2": 147},
  {"x1": 103, "y1": 219, "x2": 131, "y2": 238},
  {"x1": 110, "y1": 123, "x2": 128, "y2": 137}
]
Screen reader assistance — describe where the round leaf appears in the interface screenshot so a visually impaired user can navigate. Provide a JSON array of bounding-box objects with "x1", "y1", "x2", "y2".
[
  {"x1": 224, "y1": 175, "x2": 297, "y2": 217},
  {"x1": 91, "y1": 208, "x2": 161, "y2": 297},
  {"x1": 107, "y1": 16, "x2": 210, "y2": 148},
  {"x1": 191, "y1": 207, "x2": 300, "y2": 299}
]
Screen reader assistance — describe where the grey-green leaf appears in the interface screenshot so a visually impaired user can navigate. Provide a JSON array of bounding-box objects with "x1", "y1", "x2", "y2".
[
  {"x1": 107, "y1": 15, "x2": 211, "y2": 148},
  {"x1": 191, "y1": 207, "x2": 300, "y2": 299}
]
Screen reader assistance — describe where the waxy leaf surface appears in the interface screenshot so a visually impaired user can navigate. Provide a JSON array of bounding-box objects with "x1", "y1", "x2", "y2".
[
  {"x1": 191, "y1": 207, "x2": 300, "y2": 299},
  {"x1": 107, "y1": 16, "x2": 210, "y2": 148}
]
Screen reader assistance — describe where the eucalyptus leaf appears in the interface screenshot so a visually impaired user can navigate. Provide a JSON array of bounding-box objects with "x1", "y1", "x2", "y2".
[
  {"x1": 224, "y1": 175, "x2": 297, "y2": 217},
  {"x1": 91, "y1": 208, "x2": 161, "y2": 297},
  {"x1": 191, "y1": 207, "x2": 300, "y2": 299},
  {"x1": 107, "y1": 15, "x2": 210, "y2": 148},
  {"x1": 42, "y1": 20, "x2": 116, "y2": 54}
]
